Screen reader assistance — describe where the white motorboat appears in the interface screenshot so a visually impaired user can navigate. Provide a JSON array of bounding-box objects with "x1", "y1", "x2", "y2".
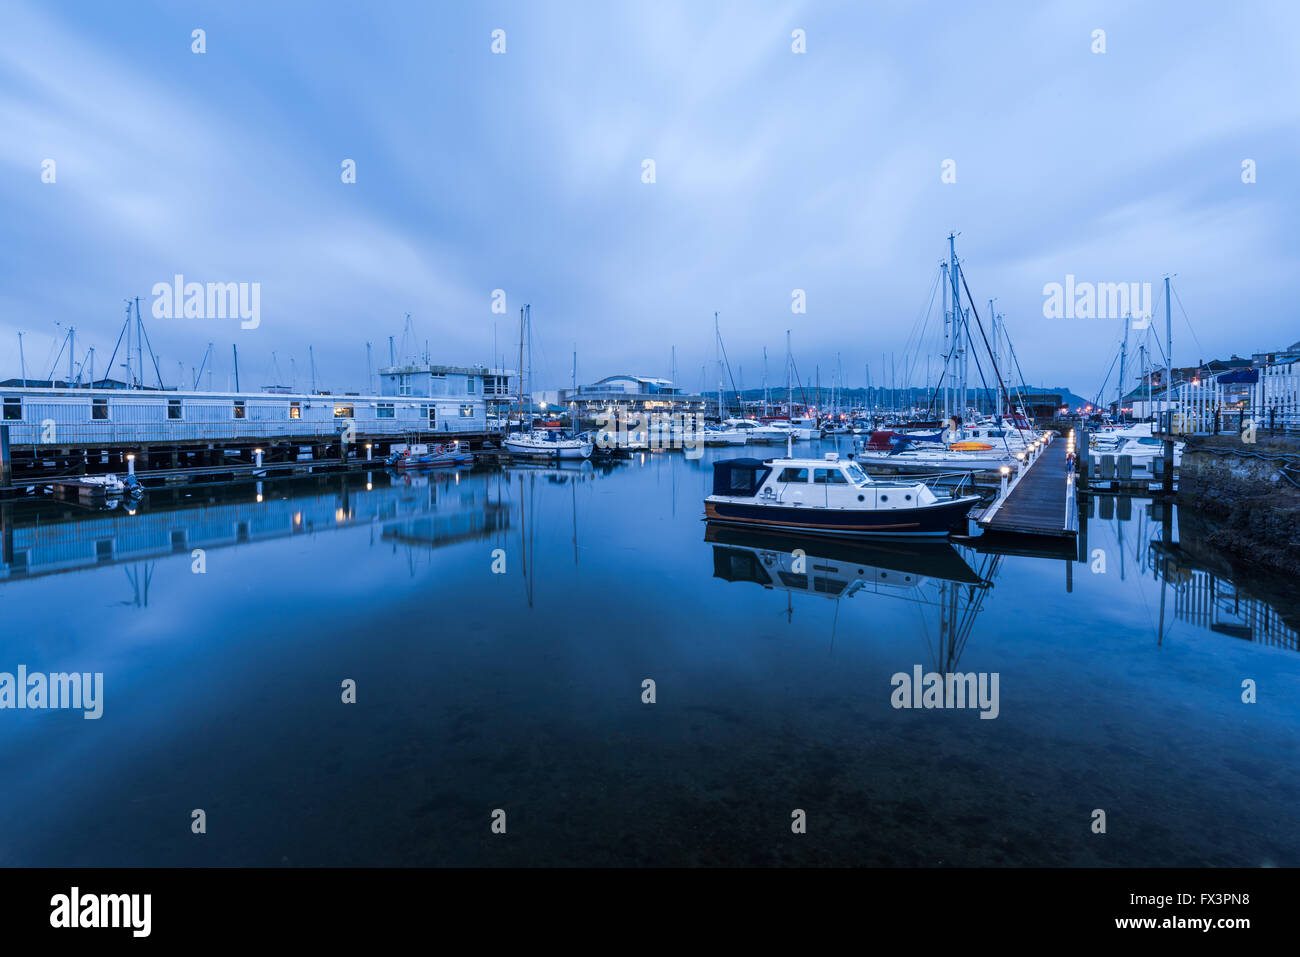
[
  {"x1": 723, "y1": 418, "x2": 788, "y2": 444},
  {"x1": 702, "y1": 426, "x2": 748, "y2": 446},
  {"x1": 704, "y1": 452, "x2": 980, "y2": 538}
]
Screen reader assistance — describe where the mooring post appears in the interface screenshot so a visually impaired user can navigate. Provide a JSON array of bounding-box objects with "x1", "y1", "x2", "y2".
[{"x1": 0, "y1": 424, "x2": 11, "y2": 489}]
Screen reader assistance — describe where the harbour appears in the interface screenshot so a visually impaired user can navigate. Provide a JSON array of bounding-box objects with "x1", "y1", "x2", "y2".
[
  {"x1": 2, "y1": 0, "x2": 1297, "y2": 929},
  {"x1": 1, "y1": 446, "x2": 1297, "y2": 866}
]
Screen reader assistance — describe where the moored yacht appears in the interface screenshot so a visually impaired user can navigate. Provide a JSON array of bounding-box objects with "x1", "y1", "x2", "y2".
[
  {"x1": 504, "y1": 429, "x2": 594, "y2": 459},
  {"x1": 723, "y1": 418, "x2": 788, "y2": 444},
  {"x1": 703, "y1": 452, "x2": 980, "y2": 538}
]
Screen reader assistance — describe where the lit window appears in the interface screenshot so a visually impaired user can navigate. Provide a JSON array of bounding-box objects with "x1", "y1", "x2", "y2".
[
  {"x1": 233, "y1": 400, "x2": 246, "y2": 419},
  {"x1": 334, "y1": 404, "x2": 355, "y2": 418},
  {"x1": 459, "y1": 404, "x2": 473, "y2": 417},
  {"x1": 289, "y1": 402, "x2": 301, "y2": 419}
]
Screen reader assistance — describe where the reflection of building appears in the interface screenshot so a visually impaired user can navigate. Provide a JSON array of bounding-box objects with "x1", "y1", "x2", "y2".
[
  {"x1": 0, "y1": 473, "x2": 505, "y2": 582},
  {"x1": 1149, "y1": 542, "x2": 1299, "y2": 653},
  {"x1": 560, "y1": 375, "x2": 705, "y2": 413}
]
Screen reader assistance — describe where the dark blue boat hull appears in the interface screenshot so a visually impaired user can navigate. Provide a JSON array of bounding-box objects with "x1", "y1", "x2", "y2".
[{"x1": 703, "y1": 495, "x2": 979, "y2": 538}]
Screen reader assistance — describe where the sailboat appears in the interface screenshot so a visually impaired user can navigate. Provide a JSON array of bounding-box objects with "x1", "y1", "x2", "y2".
[{"x1": 503, "y1": 304, "x2": 593, "y2": 460}]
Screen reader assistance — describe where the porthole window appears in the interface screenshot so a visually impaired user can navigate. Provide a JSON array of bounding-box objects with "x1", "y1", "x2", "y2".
[
  {"x1": 905, "y1": 494, "x2": 912, "y2": 501},
  {"x1": 857, "y1": 494, "x2": 865, "y2": 502},
  {"x1": 880, "y1": 494, "x2": 888, "y2": 502}
]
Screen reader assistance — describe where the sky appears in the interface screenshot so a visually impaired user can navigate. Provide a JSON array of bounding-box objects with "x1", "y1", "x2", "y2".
[{"x1": 1, "y1": 0, "x2": 1298, "y2": 403}]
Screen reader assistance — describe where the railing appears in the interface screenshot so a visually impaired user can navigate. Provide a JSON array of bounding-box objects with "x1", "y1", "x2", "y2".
[{"x1": 0, "y1": 417, "x2": 489, "y2": 447}]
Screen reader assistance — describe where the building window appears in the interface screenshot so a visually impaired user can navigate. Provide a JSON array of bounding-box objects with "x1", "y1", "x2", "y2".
[
  {"x1": 289, "y1": 401, "x2": 301, "y2": 419},
  {"x1": 167, "y1": 399, "x2": 183, "y2": 420},
  {"x1": 466, "y1": 376, "x2": 475, "y2": 394},
  {"x1": 4, "y1": 398, "x2": 22, "y2": 420},
  {"x1": 459, "y1": 404, "x2": 473, "y2": 417},
  {"x1": 377, "y1": 402, "x2": 395, "y2": 419},
  {"x1": 398, "y1": 375, "x2": 411, "y2": 396},
  {"x1": 334, "y1": 404, "x2": 355, "y2": 418},
  {"x1": 233, "y1": 400, "x2": 246, "y2": 419},
  {"x1": 92, "y1": 398, "x2": 109, "y2": 420},
  {"x1": 426, "y1": 405, "x2": 436, "y2": 427}
]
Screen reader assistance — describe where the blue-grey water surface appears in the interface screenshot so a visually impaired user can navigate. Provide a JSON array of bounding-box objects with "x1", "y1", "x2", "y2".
[{"x1": 1, "y1": 442, "x2": 1297, "y2": 866}]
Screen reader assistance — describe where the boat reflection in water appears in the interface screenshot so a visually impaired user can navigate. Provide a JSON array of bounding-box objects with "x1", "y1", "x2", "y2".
[{"x1": 704, "y1": 522, "x2": 1000, "y2": 667}]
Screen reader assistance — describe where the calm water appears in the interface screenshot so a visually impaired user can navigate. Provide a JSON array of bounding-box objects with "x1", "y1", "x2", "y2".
[{"x1": 2, "y1": 442, "x2": 1298, "y2": 866}]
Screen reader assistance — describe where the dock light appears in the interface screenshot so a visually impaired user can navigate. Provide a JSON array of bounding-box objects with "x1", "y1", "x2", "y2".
[
  {"x1": 365, "y1": 442, "x2": 373, "y2": 461},
  {"x1": 126, "y1": 453, "x2": 136, "y2": 477},
  {"x1": 254, "y1": 447, "x2": 264, "y2": 468},
  {"x1": 999, "y1": 465, "x2": 1010, "y2": 497}
]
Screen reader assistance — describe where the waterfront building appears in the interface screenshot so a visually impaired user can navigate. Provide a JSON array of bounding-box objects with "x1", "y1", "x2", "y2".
[{"x1": 559, "y1": 375, "x2": 705, "y2": 415}]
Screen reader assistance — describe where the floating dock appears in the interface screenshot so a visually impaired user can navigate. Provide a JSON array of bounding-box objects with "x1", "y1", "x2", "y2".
[{"x1": 976, "y1": 433, "x2": 1078, "y2": 538}]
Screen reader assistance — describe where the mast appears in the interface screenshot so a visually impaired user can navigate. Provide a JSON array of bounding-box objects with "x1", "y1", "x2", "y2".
[
  {"x1": 517, "y1": 306, "x2": 525, "y2": 432},
  {"x1": 762, "y1": 347, "x2": 769, "y2": 417},
  {"x1": 17, "y1": 332, "x2": 26, "y2": 388},
  {"x1": 309, "y1": 345, "x2": 316, "y2": 394},
  {"x1": 232, "y1": 344, "x2": 240, "y2": 392},
  {"x1": 136, "y1": 298, "x2": 144, "y2": 390},
  {"x1": 366, "y1": 342, "x2": 373, "y2": 393},
  {"x1": 948, "y1": 233, "x2": 965, "y2": 434},
  {"x1": 1117, "y1": 323, "x2": 1128, "y2": 422},
  {"x1": 1164, "y1": 275, "x2": 1173, "y2": 418},
  {"x1": 715, "y1": 312, "x2": 723, "y2": 420},
  {"x1": 989, "y1": 299, "x2": 999, "y2": 420},
  {"x1": 785, "y1": 330, "x2": 792, "y2": 416}
]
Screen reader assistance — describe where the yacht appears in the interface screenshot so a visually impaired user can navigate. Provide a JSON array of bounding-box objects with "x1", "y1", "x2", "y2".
[
  {"x1": 702, "y1": 425, "x2": 748, "y2": 446},
  {"x1": 504, "y1": 429, "x2": 594, "y2": 459},
  {"x1": 704, "y1": 452, "x2": 980, "y2": 538},
  {"x1": 723, "y1": 418, "x2": 788, "y2": 444}
]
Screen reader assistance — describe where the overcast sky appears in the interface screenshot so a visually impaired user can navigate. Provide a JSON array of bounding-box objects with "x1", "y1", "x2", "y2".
[{"x1": 2, "y1": 0, "x2": 1297, "y2": 401}]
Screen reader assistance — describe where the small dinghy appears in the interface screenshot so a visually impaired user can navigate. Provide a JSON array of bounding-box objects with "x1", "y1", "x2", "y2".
[{"x1": 387, "y1": 442, "x2": 473, "y2": 469}]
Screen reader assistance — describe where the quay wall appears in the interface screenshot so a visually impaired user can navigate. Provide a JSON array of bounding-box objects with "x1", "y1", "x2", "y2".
[{"x1": 1176, "y1": 433, "x2": 1300, "y2": 574}]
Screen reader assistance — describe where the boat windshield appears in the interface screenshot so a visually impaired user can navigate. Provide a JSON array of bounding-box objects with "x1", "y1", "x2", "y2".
[{"x1": 843, "y1": 463, "x2": 871, "y2": 485}]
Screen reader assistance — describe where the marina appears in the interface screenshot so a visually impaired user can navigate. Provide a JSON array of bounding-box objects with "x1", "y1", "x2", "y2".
[
  {"x1": 2, "y1": 1, "x2": 1298, "y2": 928},
  {"x1": 1, "y1": 447, "x2": 1297, "y2": 868}
]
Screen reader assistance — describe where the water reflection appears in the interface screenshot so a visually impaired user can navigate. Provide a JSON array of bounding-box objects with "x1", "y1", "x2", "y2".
[
  {"x1": 1, "y1": 452, "x2": 1298, "y2": 866},
  {"x1": 706, "y1": 523, "x2": 1000, "y2": 666}
]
